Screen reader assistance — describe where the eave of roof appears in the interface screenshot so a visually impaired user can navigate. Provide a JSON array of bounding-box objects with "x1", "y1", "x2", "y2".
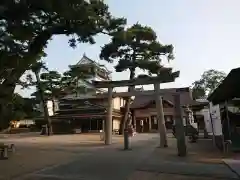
[
  {"x1": 207, "y1": 67, "x2": 240, "y2": 105},
  {"x1": 130, "y1": 99, "x2": 174, "y2": 110},
  {"x1": 130, "y1": 87, "x2": 191, "y2": 109}
]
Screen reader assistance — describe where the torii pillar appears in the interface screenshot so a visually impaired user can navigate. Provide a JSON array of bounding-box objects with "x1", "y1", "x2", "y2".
[
  {"x1": 154, "y1": 83, "x2": 168, "y2": 147},
  {"x1": 174, "y1": 94, "x2": 187, "y2": 156},
  {"x1": 105, "y1": 87, "x2": 113, "y2": 145}
]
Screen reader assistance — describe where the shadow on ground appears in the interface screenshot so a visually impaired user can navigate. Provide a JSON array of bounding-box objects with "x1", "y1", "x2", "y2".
[{"x1": 135, "y1": 137, "x2": 239, "y2": 179}]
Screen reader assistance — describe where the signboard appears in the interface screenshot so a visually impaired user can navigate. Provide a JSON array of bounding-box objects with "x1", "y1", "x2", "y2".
[
  {"x1": 209, "y1": 103, "x2": 222, "y2": 136},
  {"x1": 202, "y1": 109, "x2": 213, "y2": 134},
  {"x1": 188, "y1": 110, "x2": 198, "y2": 129}
]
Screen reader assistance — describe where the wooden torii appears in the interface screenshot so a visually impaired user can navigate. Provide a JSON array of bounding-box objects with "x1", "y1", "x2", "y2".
[{"x1": 92, "y1": 71, "x2": 187, "y2": 156}]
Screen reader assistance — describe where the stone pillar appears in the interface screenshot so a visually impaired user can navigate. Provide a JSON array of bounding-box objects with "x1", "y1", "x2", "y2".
[
  {"x1": 105, "y1": 87, "x2": 113, "y2": 145},
  {"x1": 149, "y1": 116, "x2": 152, "y2": 132},
  {"x1": 133, "y1": 112, "x2": 136, "y2": 129},
  {"x1": 154, "y1": 83, "x2": 168, "y2": 147},
  {"x1": 102, "y1": 119, "x2": 105, "y2": 131},
  {"x1": 174, "y1": 94, "x2": 187, "y2": 156}
]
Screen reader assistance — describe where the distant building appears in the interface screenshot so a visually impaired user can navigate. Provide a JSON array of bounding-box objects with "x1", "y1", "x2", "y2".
[
  {"x1": 49, "y1": 96, "x2": 126, "y2": 133},
  {"x1": 63, "y1": 54, "x2": 111, "y2": 99},
  {"x1": 130, "y1": 87, "x2": 193, "y2": 132},
  {"x1": 38, "y1": 54, "x2": 111, "y2": 117},
  {"x1": 36, "y1": 54, "x2": 126, "y2": 133}
]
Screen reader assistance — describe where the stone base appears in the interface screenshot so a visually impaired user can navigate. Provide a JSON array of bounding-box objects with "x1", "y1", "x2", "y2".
[{"x1": 208, "y1": 135, "x2": 224, "y2": 151}]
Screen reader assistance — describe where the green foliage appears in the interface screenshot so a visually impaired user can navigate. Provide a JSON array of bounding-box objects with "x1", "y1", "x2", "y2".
[
  {"x1": 61, "y1": 64, "x2": 96, "y2": 96},
  {"x1": 28, "y1": 62, "x2": 96, "y2": 100},
  {"x1": 191, "y1": 81, "x2": 206, "y2": 100},
  {"x1": 100, "y1": 23, "x2": 175, "y2": 133},
  {"x1": 100, "y1": 23, "x2": 174, "y2": 76},
  {"x1": 24, "y1": 61, "x2": 61, "y2": 100},
  {"x1": 0, "y1": 0, "x2": 126, "y2": 100},
  {"x1": 10, "y1": 93, "x2": 40, "y2": 120},
  {"x1": 40, "y1": 71, "x2": 63, "y2": 99},
  {"x1": 192, "y1": 69, "x2": 226, "y2": 99},
  {"x1": 22, "y1": 98, "x2": 41, "y2": 118},
  {"x1": 0, "y1": 0, "x2": 126, "y2": 129},
  {"x1": 11, "y1": 93, "x2": 26, "y2": 120}
]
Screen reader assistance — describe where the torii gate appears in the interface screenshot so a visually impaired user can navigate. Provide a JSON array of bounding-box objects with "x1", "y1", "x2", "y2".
[{"x1": 92, "y1": 71, "x2": 187, "y2": 156}]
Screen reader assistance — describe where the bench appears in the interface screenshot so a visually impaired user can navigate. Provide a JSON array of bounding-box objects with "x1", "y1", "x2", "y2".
[{"x1": 0, "y1": 143, "x2": 15, "y2": 159}]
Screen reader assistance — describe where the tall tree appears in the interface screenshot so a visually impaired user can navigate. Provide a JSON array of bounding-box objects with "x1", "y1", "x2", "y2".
[
  {"x1": 0, "y1": 0, "x2": 126, "y2": 129},
  {"x1": 29, "y1": 61, "x2": 52, "y2": 135},
  {"x1": 100, "y1": 23, "x2": 174, "y2": 134},
  {"x1": 40, "y1": 71, "x2": 62, "y2": 114},
  {"x1": 192, "y1": 69, "x2": 226, "y2": 99}
]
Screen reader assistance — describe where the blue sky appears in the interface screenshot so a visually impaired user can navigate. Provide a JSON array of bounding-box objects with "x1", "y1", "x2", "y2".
[{"x1": 17, "y1": 0, "x2": 240, "y2": 96}]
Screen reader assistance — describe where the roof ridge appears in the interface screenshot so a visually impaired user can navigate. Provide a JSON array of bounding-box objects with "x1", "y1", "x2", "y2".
[{"x1": 77, "y1": 54, "x2": 111, "y2": 73}]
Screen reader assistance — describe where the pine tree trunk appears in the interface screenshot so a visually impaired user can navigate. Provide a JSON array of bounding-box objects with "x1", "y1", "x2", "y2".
[
  {"x1": 35, "y1": 71, "x2": 52, "y2": 135},
  {"x1": 121, "y1": 69, "x2": 135, "y2": 134},
  {"x1": 0, "y1": 104, "x2": 11, "y2": 131},
  {"x1": 75, "y1": 79, "x2": 78, "y2": 97},
  {"x1": 50, "y1": 81, "x2": 56, "y2": 115},
  {"x1": 52, "y1": 98, "x2": 55, "y2": 115},
  {"x1": 0, "y1": 77, "x2": 19, "y2": 130}
]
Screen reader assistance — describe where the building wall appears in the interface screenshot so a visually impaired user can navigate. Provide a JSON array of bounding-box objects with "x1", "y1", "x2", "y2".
[
  {"x1": 113, "y1": 119, "x2": 121, "y2": 130},
  {"x1": 113, "y1": 97, "x2": 121, "y2": 110},
  {"x1": 38, "y1": 100, "x2": 59, "y2": 117},
  {"x1": 96, "y1": 97, "x2": 124, "y2": 110}
]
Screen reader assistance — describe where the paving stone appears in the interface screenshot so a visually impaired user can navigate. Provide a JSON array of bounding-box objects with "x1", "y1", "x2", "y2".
[
  {"x1": 137, "y1": 160, "x2": 238, "y2": 179},
  {"x1": 128, "y1": 171, "x2": 231, "y2": 180},
  {"x1": 223, "y1": 159, "x2": 240, "y2": 177}
]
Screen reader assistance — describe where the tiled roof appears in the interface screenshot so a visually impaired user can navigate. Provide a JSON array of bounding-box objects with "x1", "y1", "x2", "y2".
[
  {"x1": 77, "y1": 54, "x2": 111, "y2": 74},
  {"x1": 130, "y1": 87, "x2": 193, "y2": 109}
]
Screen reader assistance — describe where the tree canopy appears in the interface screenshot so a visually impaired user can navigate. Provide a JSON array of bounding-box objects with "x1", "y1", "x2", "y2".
[
  {"x1": 40, "y1": 71, "x2": 63, "y2": 100},
  {"x1": 9, "y1": 93, "x2": 40, "y2": 121},
  {"x1": 0, "y1": 0, "x2": 126, "y2": 129},
  {"x1": 100, "y1": 23, "x2": 174, "y2": 134},
  {"x1": 0, "y1": 0, "x2": 126, "y2": 94},
  {"x1": 100, "y1": 23, "x2": 174, "y2": 77},
  {"x1": 192, "y1": 69, "x2": 226, "y2": 99}
]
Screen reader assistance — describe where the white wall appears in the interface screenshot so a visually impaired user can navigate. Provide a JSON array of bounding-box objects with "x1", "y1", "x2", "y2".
[
  {"x1": 199, "y1": 105, "x2": 222, "y2": 136},
  {"x1": 201, "y1": 108, "x2": 213, "y2": 134},
  {"x1": 38, "y1": 100, "x2": 59, "y2": 117},
  {"x1": 113, "y1": 98, "x2": 121, "y2": 110},
  {"x1": 113, "y1": 119, "x2": 120, "y2": 130}
]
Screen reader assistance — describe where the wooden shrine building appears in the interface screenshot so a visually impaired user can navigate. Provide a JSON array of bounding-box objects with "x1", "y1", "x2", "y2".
[
  {"x1": 36, "y1": 96, "x2": 125, "y2": 134},
  {"x1": 130, "y1": 87, "x2": 193, "y2": 133}
]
